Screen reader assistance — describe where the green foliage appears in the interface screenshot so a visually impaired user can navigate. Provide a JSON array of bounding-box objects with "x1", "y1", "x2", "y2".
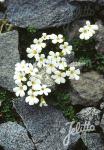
[
  {"x1": 79, "y1": 57, "x2": 92, "y2": 68},
  {"x1": 27, "y1": 26, "x2": 37, "y2": 33},
  {"x1": 53, "y1": 91, "x2": 78, "y2": 121},
  {"x1": 72, "y1": 38, "x2": 104, "y2": 73},
  {"x1": 0, "y1": 89, "x2": 16, "y2": 122}
]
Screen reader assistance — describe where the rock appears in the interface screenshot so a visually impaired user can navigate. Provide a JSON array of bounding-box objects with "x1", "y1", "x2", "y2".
[
  {"x1": 70, "y1": 71, "x2": 104, "y2": 106},
  {"x1": 69, "y1": 0, "x2": 96, "y2": 3},
  {"x1": 13, "y1": 98, "x2": 80, "y2": 150},
  {"x1": 100, "y1": 114, "x2": 104, "y2": 132},
  {"x1": 0, "y1": 121, "x2": 35, "y2": 150},
  {"x1": 0, "y1": 30, "x2": 20, "y2": 92},
  {"x1": 98, "y1": 0, "x2": 104, "y2": 6},
  {"x1": 81, "y1": 133, "x2": 104, "y2": 150},
  {"x1": 0, "y1": 12, "x2": 5, "y2": 20},
  {"x1": 100, "y1": 102, "x2": 104, "y2": 109},
  {"x1": 95, "y1": 21, "x2": 104, "y2": 53},
  {"x1": 5, "y1": 0, "x2": 96, "y2": 29},
  {"x1": 77, "y1": 107, "x2": 101, "y2": 126},
  {"x1": 5, "y1": 0, "x2": 77, "y2": 29},
  {"x1": 63, "y1": 20, "x2": 86, "y2": 41}
]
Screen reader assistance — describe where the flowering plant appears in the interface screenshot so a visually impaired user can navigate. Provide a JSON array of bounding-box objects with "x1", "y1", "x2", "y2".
[{"x1": 13, "y1": 21, "x2": 98, "y2": 107}]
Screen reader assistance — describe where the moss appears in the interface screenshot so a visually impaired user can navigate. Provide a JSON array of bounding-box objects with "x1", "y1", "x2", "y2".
[
  {"x1": 0, "y1": 88, "x2": 16, "y2": 122},
  {"x1": 53, "y1": 90, "x2": 78, "y2": 121}
]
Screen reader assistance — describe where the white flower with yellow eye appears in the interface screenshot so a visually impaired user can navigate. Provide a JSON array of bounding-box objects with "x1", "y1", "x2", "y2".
[
  {"x1": 46, "y1": 59, "x2": 57, "y2": 74},
  {"x1": 51, "y1": 34, "x2": 64, "y2": 44},
  {"x1": 13, "y1": 84, "x2": 27, "y2": 97},
  {"x1": 25, "y1": 89, "x2": 39, "y2": 105},
  {"x1": 14, "y1": 71, "x2": 26, "y2": 84},
  {"x1": 51, "y1": 70, "x2": 66, "y2": 84},
  {"x1": 36, "y1": 54, "x2": 46, "y2": 68},
  {"x1": 27, "y1": 77, "x2": 41, "y2": 90},
  {"x1": 79, "y1": 21, "x2": 98, "y2": 40},
  {"x1": 33, "y1": 38, "x2": 46, "y2": 50},
  {"x1": 66, "y1": 67, "x2": 80, "y2": 80},
  {"x1": 38, "y1": 85, "x2": 51, "y2": 96},
  {"x1": 60, "y1": 42, "x2": 72, "y2": 55},
  {"x1": 26, "y1": 44, "x2": 40, "y2": 58}
]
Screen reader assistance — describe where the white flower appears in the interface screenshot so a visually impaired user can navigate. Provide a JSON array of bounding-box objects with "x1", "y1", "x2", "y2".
[
  {"x1": 38, "y1": 85, "x2": 51, "y2": 96},
  {"x1": 25, "y1": 63, "x2": 38, "y2": 75},
  {"x1": 26, "y1": 45, "x2": 40, "y2": 58},
  {"x1": 27, "y1": 77, "x2": 41, "y2": 90},
  {"x1": 13, "y1": 84, "x2": 27, "y2": 97},
  {"x1": 79, "y1": 26, "x2": 92, "y2": 40},
  {"x1": 46, "y1": 59, "x2": 57, "y2": 74},
  {"x1": 58, "y1": 58, "x2": 67, "y2": 70},
  {"x1": 51, "y1": 70, "x2": 66, "y2": 84},
  {"x1": 33, "y1": 38, "x2": 46, "y2": 50},
  {"x1": 79, "y1": 21, "x2": 98, "y2": 40},
  {"x1": 59, "y1": 42, "x2": 72, "y2": 55},
  {"x1": 14, "y1": 71, "x2": 26, "y2": 84},
  {"x1": 66, "y1": 67, "x2": 80, "y2": 80},
  {"x1": 51, "y1": 34, "x2": 64, "y2": 44},
  {"x1": 48, "y1": 51, "x2": 61, "y2": 62},
  {"x1": 15, "y1": 60, "x2": 28, "y2": 72},
  {"x1": 41, "y1": 33, "x2": 49, "y2": 40},
  {"x1": 25, "y1": 89, "x2": 39, "y2": 105},
  {"x1": 36, "y1": 54, "x2": 46, "y2": 68},
  {"x1": 86, "y1": 21, "x2": 98, "y2": 31}
]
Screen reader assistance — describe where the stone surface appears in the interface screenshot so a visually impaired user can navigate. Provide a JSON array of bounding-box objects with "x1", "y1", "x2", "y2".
[
  {"x1": 100, "y1": 114, "x2": 104, "y2": 132},
  {"x1": 13, "y1": 98, "x2": 80, "y2": 150},
  {"x1": 95, "y1": 21, "x2": 104, "y2": 53},
  {"x1": 5, "y1": 0, "x2": 76, "y2": 29},
  {"x1": 77, "y1": 107, "x2": 101, "y2": 126},
  {"x1": 63, "y1": 20, "x2": 86, "y2": 41},
  {"x1": 70, "y1": 71, "x2": 104, "y2": 106},
  {"x1": 5, "y1": 0, "x2": 96, "y2": 29},
  {"x1": 0, "y1": 30, "x2": 20, "y2": 92},
  {"x1": 0, "y1": 12, "x2": 5, "y2": 20},
  {"x1": 0, "y1": 122, "x2": 35, "y2": 150},
  {"x1": 81, "y1": 133, "x2": 104, "y2": 150}
]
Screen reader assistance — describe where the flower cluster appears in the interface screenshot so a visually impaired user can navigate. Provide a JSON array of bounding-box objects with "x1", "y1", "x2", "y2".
[
  {"x1": 13, "y1": 60, "x2": 51, "y2": 106},
  {"x1": 14, "y1": 33, "x2": 80, "y2": 106},
  {"x1": 79, "y1": 21, "x2": 98, "y2": 40}
]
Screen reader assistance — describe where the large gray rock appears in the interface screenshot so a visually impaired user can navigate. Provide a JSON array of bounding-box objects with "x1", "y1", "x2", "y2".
[
  {"x1": 13, "y1": 98, "x2": 80, "y2": 150},
  {"x1": 0, "y1": 30, "x2": 20, "y2": 92},
  {"x1": 70, "y1": 71, "x2": 104, "y2": 106},
  {"x1": 5, "y1": 0, "x2": 76, "y2": 29},
  {"x1": 0, "y1": 122, "x2": 35, "y2": 150},
  {"x1": 100, "y1": 114, "x2": 104, "y2": 132},
  {"x1": 81, "y1": 133, "x2": 104, "y2": 150},
  {"x1": 5, "y1": 0, "x2": 96, "y2": 29},
  {"x1": 77, "y1": 107, "x2": 101, "y2": 126}
]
